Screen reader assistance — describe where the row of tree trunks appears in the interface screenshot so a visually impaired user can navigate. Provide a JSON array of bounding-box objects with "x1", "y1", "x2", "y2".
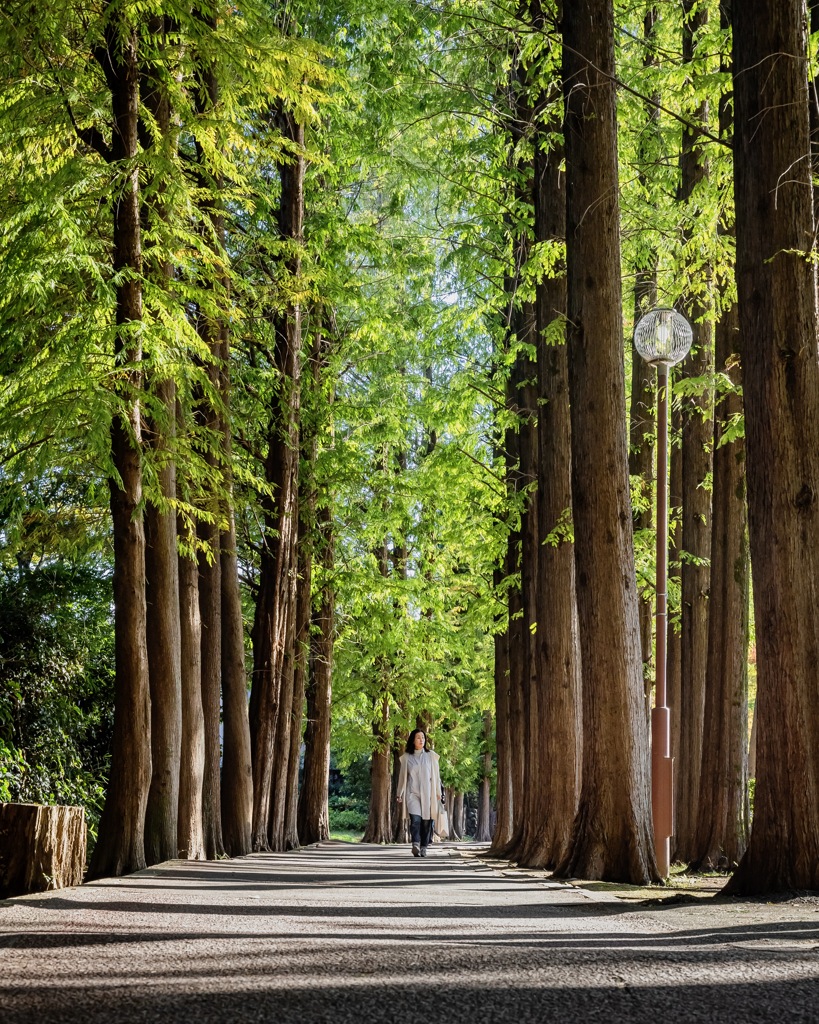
[
  {"x1": 90, "y1": 11, "x2": 259, "y2": 876},
  {"x1": 78, "y1": 14, "x2": 331, "y2": 878}
]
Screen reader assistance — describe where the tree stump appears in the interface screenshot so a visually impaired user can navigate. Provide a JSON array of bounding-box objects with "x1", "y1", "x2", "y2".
[{"x1": 0, "y1": 803, "x2": 86, "y2": 899}]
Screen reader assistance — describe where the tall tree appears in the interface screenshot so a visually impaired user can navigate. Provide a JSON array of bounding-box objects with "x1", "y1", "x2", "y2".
[
  {"x1": 556, "y1": 0, "x2": 658, "y2": 884},
  {"x1": 249, "y1": 106, "x2": 305, "y2": 852},
  {"x1": 141, "y1": 13, "x2": 182, "y2": 867},
  {"x1": 689, "y1": 0, "x2": 749, "y2": 873},
  {"x1": 87, "y1": 6, "x2": 152, "y2": 880},
  {"x1": 519, "y1": 0, "x2": 580, "y2": 871},
  {"x1": 675, "y1": 0, "x2": 714, "y2": 861},
  {"x1": 727, "y1": 0, "x2": 819, "y2": 894},
  {"x1": 192, "y1": 12, "x2": 226, "y2": 860}
]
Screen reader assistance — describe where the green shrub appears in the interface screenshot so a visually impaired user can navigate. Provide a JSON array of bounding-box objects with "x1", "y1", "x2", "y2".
[{"x1": 329, "y1": 807, "x2": 368, "y2": 832}]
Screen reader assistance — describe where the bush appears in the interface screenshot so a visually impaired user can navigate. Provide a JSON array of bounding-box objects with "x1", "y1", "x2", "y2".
[
  {"x1": 328, "y1": 807, "x2": 369, "y2": 832},
  {"x1": 0, "y1": 562, "x2": 114, "y2": 842}
]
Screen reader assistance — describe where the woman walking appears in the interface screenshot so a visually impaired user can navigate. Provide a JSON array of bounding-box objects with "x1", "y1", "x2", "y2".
[{"x1": 396, "y1": 729, "x2": 445, "y2": 857}]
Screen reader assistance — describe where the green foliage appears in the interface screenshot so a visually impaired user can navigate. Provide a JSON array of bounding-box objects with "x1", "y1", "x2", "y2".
[
  {"x1": 0, "y1": 562, "x2": 114, "y2": 839},
  {"x1": 0, "y1": 0, "x2": 752, "y2": 829}
]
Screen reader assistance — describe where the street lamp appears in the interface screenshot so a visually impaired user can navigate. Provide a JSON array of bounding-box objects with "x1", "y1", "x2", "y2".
[{"x1": 633, "y1": 306, "x2": 693, "y2": 878}]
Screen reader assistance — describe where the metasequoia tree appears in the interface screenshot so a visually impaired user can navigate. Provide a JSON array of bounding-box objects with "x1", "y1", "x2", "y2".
[
  {"x1": 674, "y1": 0, "x2": 714, "y2": 862},
  {"x1": 518, "y1": 0, "x2": 580, "y2": 871},
  {"x1": 141, "y1": 13, "x2": 182, "y2": 867},
  {"x1": 556, "y1": 0, "x2": 657, "y2": 883},
  {"x1": 249, "y1": 105, "x2": 305, "y2": 852},
  {"x1": 689, "y1": 0, "x2": 749, "y2": 873},
  {"x1": 192, "y1": 23, "x2": 226, "y2": 860},
  {"x1": 726, "y1": 0, "x2": 819, "y2": 894},
  {"x1": 87, "y1": 6, "x2": 152, "y2": 880}
]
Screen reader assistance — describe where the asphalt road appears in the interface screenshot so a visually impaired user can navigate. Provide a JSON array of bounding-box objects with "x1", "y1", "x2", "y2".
[{"x1": 2, "y1": 841, "x2": 819, "y2": 1023}]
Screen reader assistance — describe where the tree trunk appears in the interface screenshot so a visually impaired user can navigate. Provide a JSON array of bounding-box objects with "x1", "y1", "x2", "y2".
[
  {"x1": 267, "y1": 591, "x2": 298, "y2": 851},
  {"x1": 283, "y1": 641, "x2": 305, "y2": 851},
  {"x1": 518, "y1": 5, "x2": 580, "y2": 869},
  {"x1": 249, "y1": 109, "x2": 304, "y2": 851},
  {"x1": 726, "y1": 0, "x2": 819, "y2": 894},
  {"x1": 87, "y1": 18, "x2": 151, "y2": 881},
  {"x1": 198, "y1": 521, "x2": 224, "y2": 859},
  {"x1": 489, "y1": 564, "x2": 513, "y2": 851},
  {"x1": 144, "y1": 408, "x2": 182, "y2": 865},
  {"x1": 675, "y1": 0, "x2": 714, "y2": 863},
  {"x1": 297, "y1": 504, "x2": 334, "y2": 845},
  {"x1": 556, "y1": 0, "x2": 658, "y2": 884},
  {"x1": 496, "y1": 53, "x2": 537, "y2": 862},
  {"x1": 452, "y1": 792, "x2": 465, "y2": 840},
  {"x1": 508, "y1": 302, "x2": 539, "y2": 865},
  {"x1": 689, "y1": 3, "x2": 750, "y2": 872},
  {"x1": 190, "y1": 17, "x2": 227, "y2": 863},
  {"x1": 219, "y1": 327, "x2": 253, "y2": 857},
  {"x1": 139, "y1": 15, "x2": 182, "y2": 867},
  {"x1": 220, "y1": 500, "x2": 253, "y2": 856},
  {"x1": 391, "y1": 728, "x2": 408, "y2": 844},
  {"x1": 495, "y1": 377, "x2": 526, "y2": 858},
  {"x1": 0, "y1": 804, "x2": 86, "y2": 898},
  {"x1": 281, "y1": 519, "x2": 314, "y2": 851},
  {"x1": 475, "y1": 711, "x2": 493, "y2": 843},
  {"x1": 810, "y1": 0, "x2": 819, "y2": 220},
  {"x1": 177, "y1": 532, "x2": 205, "y2": 860},
  {"x1": 362, "y1": 691, "x2": 392, "y2": 844},
  {"x1": 690, "y1": 296, "x2": 749, "y2": 872}
]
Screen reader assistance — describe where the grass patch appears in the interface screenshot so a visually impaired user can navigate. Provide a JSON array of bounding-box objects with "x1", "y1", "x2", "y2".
[{"x1": 329, "y1": 829, "x2": 364, "y2": 842}]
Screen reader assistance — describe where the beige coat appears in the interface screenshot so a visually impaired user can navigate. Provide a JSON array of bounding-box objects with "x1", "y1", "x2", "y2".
[{"x1": 397, "y1": 749, "x2": 444, "y2": 826}]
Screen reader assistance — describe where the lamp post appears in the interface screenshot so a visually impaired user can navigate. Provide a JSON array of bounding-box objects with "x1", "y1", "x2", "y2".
[{"x1": 633, "y1": 307, "x2": 693, "y2": 878}]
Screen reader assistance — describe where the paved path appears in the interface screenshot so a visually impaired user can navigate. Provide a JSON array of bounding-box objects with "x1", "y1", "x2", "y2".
[{"x1": 2, "y1": 841, "x2": 819, "y2": 1022}]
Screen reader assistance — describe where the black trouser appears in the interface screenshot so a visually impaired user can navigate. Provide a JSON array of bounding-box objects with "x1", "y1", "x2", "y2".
[{"x1": 409, "y1": 814, "x2": 433, "y2": 848}]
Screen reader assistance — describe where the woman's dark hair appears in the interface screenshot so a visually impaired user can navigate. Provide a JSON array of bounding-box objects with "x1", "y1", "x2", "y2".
[{"x1": 405, "y1": 728, "x2": 429, "y2": 753}]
